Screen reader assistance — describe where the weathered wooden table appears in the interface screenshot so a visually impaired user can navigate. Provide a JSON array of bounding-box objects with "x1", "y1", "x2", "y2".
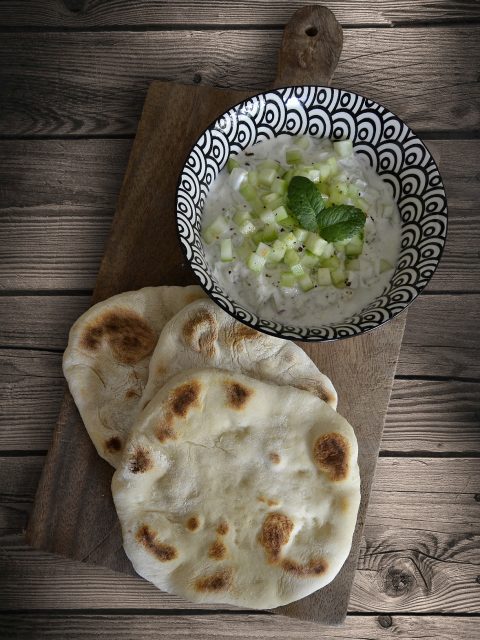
[{"x1": 0, "y1": 2, "x2": 479, "y2": 638}]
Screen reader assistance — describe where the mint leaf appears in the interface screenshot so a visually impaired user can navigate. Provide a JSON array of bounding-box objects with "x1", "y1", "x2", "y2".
[
  {"x1": 317, "y1": 205, "x2": 366, "y2": 242},
  {"x1": 287, "y1": 176, "x2": 325, "y2": 232}
]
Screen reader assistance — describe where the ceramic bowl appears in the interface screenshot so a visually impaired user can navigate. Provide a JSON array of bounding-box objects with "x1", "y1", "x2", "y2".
[{"x1": 176, "y1": 87, "x2": 447, "y2": 341}]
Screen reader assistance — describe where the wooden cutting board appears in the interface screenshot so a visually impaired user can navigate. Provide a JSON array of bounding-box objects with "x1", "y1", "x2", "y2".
[{"x1": 27, "y1": 5, "x2": 407, "y2": 626}]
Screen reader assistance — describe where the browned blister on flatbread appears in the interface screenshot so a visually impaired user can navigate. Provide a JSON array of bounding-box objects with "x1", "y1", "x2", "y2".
[{"x1": 112, "y1": 369, "x2": 359, "y2": 609}]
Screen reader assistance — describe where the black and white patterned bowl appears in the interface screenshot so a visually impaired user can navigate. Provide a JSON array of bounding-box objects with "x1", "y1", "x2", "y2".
[{"x1": 176, "y1": 87, "x2": 447, "y2": 341}]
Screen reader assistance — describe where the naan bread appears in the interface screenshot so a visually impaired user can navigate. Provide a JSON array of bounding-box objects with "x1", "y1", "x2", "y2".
[
  {"x1": 63, "y1": 285, "x2": 205, "y2": 467},
  {"x1": 141, "y1": 298, "x2": 337, "y2": 411},
  {"x1": 113, "y1": 369, "x2": 359, "y2": 609}
]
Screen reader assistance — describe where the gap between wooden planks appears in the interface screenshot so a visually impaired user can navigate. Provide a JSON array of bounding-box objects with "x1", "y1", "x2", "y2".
[
  {"x1": 0, "y1": 27, "x2": 478, "y2": 136},
  {"x1": 1, "y1": 0, "x2": 479, "y2": 28},
  {"x1": 1, "y1": 457, "x2": 479, "y2": 613}
]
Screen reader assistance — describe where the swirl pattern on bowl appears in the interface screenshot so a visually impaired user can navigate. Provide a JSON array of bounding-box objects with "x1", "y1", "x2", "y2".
[{"x1": 177, "y1": 87, "x2": 447, "y2": 341}]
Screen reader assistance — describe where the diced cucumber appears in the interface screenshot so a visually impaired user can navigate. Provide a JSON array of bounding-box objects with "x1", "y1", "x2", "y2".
[
  {"x1": 272, "y1": 205, "x2": 288, "y2": 222},
  {"x1": 229, "y1": 167, "x2": 247, "y2": 190},
  {"x1": 280, "y1": 231, "x2": 298, "y2": 248},
  {"x1": 233, "y1": 209, "x2": 251, "y2": 226},
  {"x1": 280, "y1": 273, "x2": 297, "y2": 288},
  {"x1": 380, "y1": 258, "x2": 394, "y2": 273},
  {"x1": 252, "y1": 230, "x2": 264, "y2": 245},
  {"x1": 319, "y1": 164, "x2": 331, "y2": 180},
  {"x1": 305, "y1": 232, "x2": 328, "y2": 257},
  {"x1": 293, "y1": 228, "x2": 308, "y2": 242},
  {"x1": 239, "y1": 220, "x2": 256, "y2": 236},
  {"x1": 322, "y1": 242, "x2": 335, "y2": 259},
  {"x1": 283, "y1": 169, "x2": 295, "y2": 184},
  {"x1": 227, "y1": 157, "x2": 240, "y2": 173},
  {"x1": 316, "y1": 268, "x2": 332, "y2": 286},
  {"x1": 333, "y1": 139, "x2": 353, "y2": 158},
  {"x1": 321, "y1": 255, "x2": 341, "y2": 270},
  {"x1": 294, "y1": 167, "x2": 321, "y2": 183},
  {"x1": 286, "y1": 148, "x2": 303, "y2": 165},
  {"x1": 345, "y1": 258, "x2": 360, "y2": 271},
  {"x1": 202, "y1": 215, "x2": 228, "y2": 243},
  {"x1": 290, "y1": 263, "x2": 305, "y2": 278},
  {"x1": 261, "y1": 223, "x2": 280, "y2": 242},
  {"x1": 258, "y1": 167, "x2": 277, "y2": 188},
  {"x1": 247, "y1": 252, "x2": 266, "y2": 273},
  {"x1": 256, "y1": 242, "x2": 271, "y2": 259},
  {"x1": 345, "y1": 234, "x2": 364, "y2": 257},
  {"x1": 258, "y1": 159, "x2": 281, "y2": 173},
  {"x1": 220, "y1": 239, "x2": 234, "y2": 262},
  {"x1": 268, "y1": 239, "x2": 287, "y2": 262},
  {"x1": 239, "y1": 182, "x2": 263, "y2": 211},
  {"x1": 284, "y1": 248, "x2": 300, "y2": 266},
  {"x1": 279, "y1": 215, "x2": 296, "y2": 229},
  {"x1": 294, "y1": 135, "x2": 311, "y2": 150},
  {"x1": 301, "y1": 251, "x2": 320, "y2": 269},
  {"x1": 298, "y1": 274, "x2": 315, "y2": 291},
  {"x1": 327, "y1": 156, "x2": 338, "y2": 173},
  {"x1": 259, "y1": 209, "x2": 275, "y2": 224},
  {"x1": 334, "y1": 239, "x2": 349, "y2": 252},
  {"x1": 331, "y1": 268, "x2": 347, "y2": 288},
  {"x1": 262, "y1": 192, "x2": 283, "y2": 209},
  {"x1": 329, "y1": 183, "x2": 349, "y2": 205},
  {"x1": 247, "y1": 171, "x2": 258, "y2": 187},
  {"x1": 271, "y1": 178, "x2": 287, "y2": 195}
]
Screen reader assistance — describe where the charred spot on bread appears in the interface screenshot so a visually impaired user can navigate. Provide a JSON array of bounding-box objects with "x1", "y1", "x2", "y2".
[
  {"x1": 128, "y1": 447, "x2": 153, "y2": 474},
  {"x1": 80, "y1": 309, "x2": 157, "y2": 365},
  {"x1": 313, "y1": 433, "x2": 349, "y2": 481},
  {"x1": 182, "y1": 307, "x2": 218, "y2": 358},
  {"x1": 194, "y1": 568, "x2": 233, "y2": 592},
  {"x1": 258, "y1": 512, "x2": 294, "y2": 562},
  {"x1": 155, "y1": 412, "x2": 176, "y2": 443},
  {"x1": 105, "y1": 436, "x2": 122, "y2": 452},
  {"x1": 186, "y1": 516, "x2": 200, "y2": 531},
  {"x1": 269, "y1": 452, "x2": 281, "y2": 464},
  {"x1": 281, "y1": 557, "x2": 328, "y2": 577},
  {"x1": 224, "y1": 380, "x2": 253, "y2": 410},
  {"x1": 136, "y1": 525, "x2": 177, "y2": 562},
  {"x1": 170, "y1": 381, "x2": 201, "y2": 417},
  {"x1": 208, "y1": 539, "x2": 227, "y2": 560},
  {"x1": 216, "y1": 521, "x2": 229, "y2": 536}
]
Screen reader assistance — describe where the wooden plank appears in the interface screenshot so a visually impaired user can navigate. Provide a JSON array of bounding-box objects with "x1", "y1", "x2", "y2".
[
  {"x1": 0, "y1": 613, "x2": 479, "y2": 640},
  {"x1": 0, "y1": 27, "x2": 479, "y2": 136},
  {"x1": 1, "y1": 458, "x2": 479, "y2": 613},
  {"x1": 3, "y1": 351, "x2": 479, "y2": 454},
  {"x1": 1, "y1": 0, "x2": 478, "y2": 27},
  {"x1": 0, "y1": 139, "x2": 478, "y2": 292},
  {"x1": 2, "y1": 293, "x2": 479, "y2": 378}
]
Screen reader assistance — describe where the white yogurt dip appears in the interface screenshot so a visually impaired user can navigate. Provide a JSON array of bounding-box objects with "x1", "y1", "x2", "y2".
[{"x1": 201, "y1": 135, "x2": 401, "y2": 326}]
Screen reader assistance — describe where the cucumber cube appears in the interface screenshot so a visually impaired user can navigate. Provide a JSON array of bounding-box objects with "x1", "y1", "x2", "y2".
[
  {"x1": 279, "y1": 216, "x2": 296, "y2": 229},
  {"x1": 268, "y1": 239, "x2": 287, "y2": 262},
  {"x1": 229, "y1": 167, "x2": 248, "y2": 190},
  {"x1": 294, "y1": 135, "x2": 311, "y2": 151},
  {"x1": 262, "y1": 192, "x2": 283, "y2": 209},
  {"x1": 203, "y1": 215, "x2": 228, "y2": 243},
  {"x1": 322, "y1": 255, "x2": 341, "y2": 270},
  {"x1": 301, "y1": 251, "x2": 320, "y2": 269},
  {"x1": 227, "y1": 157, "x2": 240, "y2": 173},
  {"x1": 239, "y1": 220, "x2": 256, "y2": 236},
  {"x1": 299, "y1": 274, "x2": 315, "y2": 291},
  {"x1": 233, "y1": 209, "x2": 252, "y2": 226},
  {"x1": 316, "y1": 268, "x2": 332, "y2": 286},
  {"x1": 220, "y1": 239, "x2": 234, "y2": 262},
  {"x1": 272, "y1": 205, "x2": 289, "y2": 222},
  {"x1": 280, "y1": 232, "x2": 298, "y2": 249},
  {"x1": 247, "y1": 252, "x2": 266, "y2": 273},
  {"x1": 294, "y1": 228, "x2": 309, "y2": 242},
  {"x1": 333, "y1": 139, "x2": 353, "y2": 157},
  {"x1": 261, "y1": 224, "x2": 280, "y2": 242},
  {"x1": 256, "y1": 242, "x2": 271, "y2": 259},
  {"x1": 284, "y1": 248, "x2": 300, "y2": 266},
  {"x1": 247, "y1": 171, "x2": 258, "y2": 187},
  {"x1": 280, "y1": 273, "x2": 297, "y2": 288},
  {"x1": 345, "y1": 258, "x2": 360, "y2": 271},
  {"x1": 290, "y1": 263, "x2": 305, "y2": 277},
  {"x1": 258, "y1": 159, "x2": 281, "y2": 172},
  {"x1": 345, "y1": 235, "x2": 364, "y2": 257},
  {"x1": 260, "y1": 209, "x2": 275, "y2": 224},
  {"x1": 271, "y1": 178, "x2": 288, "y2": 195},
  {"x1": 331, "y1": 268, "x2": 347, "y2": 288},
  {"x1": 306, "y1": 232, "x2": 328, "y2": 257},
  {"x1": 258, "y1": 167, "x2": 277, "y2": 188},
  {"x1": 286, "y1": 148, "x2": 303, "y2": 165}
]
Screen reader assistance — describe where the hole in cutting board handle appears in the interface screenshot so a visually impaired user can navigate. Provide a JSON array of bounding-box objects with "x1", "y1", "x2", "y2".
[{"x1": 305, "y1": 26, "x2": 318, "y2": 37}]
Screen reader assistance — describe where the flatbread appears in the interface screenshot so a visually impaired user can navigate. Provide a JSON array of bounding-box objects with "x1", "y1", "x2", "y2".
[
  {"x1": 141, "y1": 298, "x2": 337, "y2": 411},
  {"x1": 113, "y1": 369, "x2": 360, "y2": 609},
  {"x1": 63, "y1": 285, "x2": 206, "y2": 467}
]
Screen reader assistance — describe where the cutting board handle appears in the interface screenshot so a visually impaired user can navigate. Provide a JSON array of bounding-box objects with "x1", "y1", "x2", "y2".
[{"x1": 274, "y1": 5, "x2": 343, "y2": 88}]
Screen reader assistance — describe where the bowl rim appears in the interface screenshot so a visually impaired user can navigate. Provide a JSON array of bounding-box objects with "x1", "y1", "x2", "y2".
[{"x1": 175, "y1": 84, "x2": 448, "y2": 342}]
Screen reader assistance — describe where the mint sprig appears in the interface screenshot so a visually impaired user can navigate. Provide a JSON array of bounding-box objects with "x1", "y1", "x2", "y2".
[
  {"x1": 317, "y1": 205, "x2": 366, "y2": 242},
  {"x1": 287, "y1": 176, "x2": 325, "y2": 232},
  {"x1": 288, "y1": 176, "x2": 366, "y2": 242}
]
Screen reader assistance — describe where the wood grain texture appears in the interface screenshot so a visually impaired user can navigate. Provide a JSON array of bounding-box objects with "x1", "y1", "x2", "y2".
[
  {"x1": 2, "y1": 458, "x2": 479, "y2": 613},
  {"x1": 0, "y1": 139, "x2": 477, "y2": 292},
  {"x1": 0, "y1": 613, "x2": 479, "y2": 640},
  {"x1": 0, "y1": 0, "x2": 478, "y2": 27},
  {"x1": 2, "y1": 350, "x2": 479, "y2": 454},
  {"x1": 24, "y1": 15, "x2": 406, "y2": 619},
  {"x1": 2, "y1": 293, "x2": 479, "y2": 378},
  {"x1": 0, "y1": 27, "x2": 479, "y2": 136}
]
